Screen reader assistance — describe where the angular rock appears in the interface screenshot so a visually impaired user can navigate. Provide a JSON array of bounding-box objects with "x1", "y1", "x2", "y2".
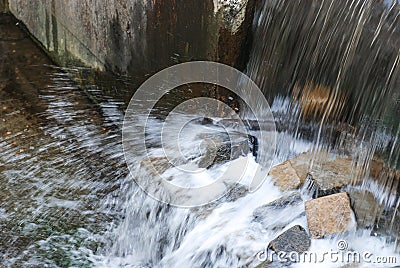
[
  {"x1": 268, "y1": 225, "x2": 311, "y2": 254},
  {"x1": 304, "y1": 170, "x2": 348, "y2": 198},
  {"x1": 289, "y1": 151, "x2": 333, "y2": 181},
  {"x1": 290, "y1": 151, "x2": 362, "y2": 197},
  {"x1": 196, "y1": 131, "x2": 250, "y2": 169},
  {"x1": 196, "y1": 133, "x2": 225, "y2": 168},
  {"x1": 348, "y1": 190, "x2": 378, "y2": 228},
  {"x1": 314, "y1": 158, "x2": 358, "y2": 195},
  {"x1": 305, "y1": 192, "x2": 356, "y2": 238},
  {"x1": 269, "y1": 150, "x2": 344, "y2": 192},
  {"x1": 254, "y1": 192, "x2": 302, "y2": 217},
  {"x1": 224, "y1": 183, "x2": 248, "y2": 202},
  {"x1": 268, "y1": 161, "x2": 302, "y2": 191}
]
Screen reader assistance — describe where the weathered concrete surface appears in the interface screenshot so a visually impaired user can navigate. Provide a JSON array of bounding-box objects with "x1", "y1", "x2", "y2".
[{"x1": 7, "y1": 0, "x2": 256, "y2": 75}]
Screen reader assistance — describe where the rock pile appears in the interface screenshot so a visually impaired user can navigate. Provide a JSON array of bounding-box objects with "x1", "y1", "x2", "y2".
[
  {"x1": 257, "y1": 149, "x2": 393, "y2": 264},
  {"x1": 268, "y1": 151, "x2": 363, "y2": 196}
]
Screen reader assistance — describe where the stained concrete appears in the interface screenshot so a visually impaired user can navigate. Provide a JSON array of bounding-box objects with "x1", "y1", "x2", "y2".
[{"x1": 7, "y1": 0, "x2": 256, "y2": 76}]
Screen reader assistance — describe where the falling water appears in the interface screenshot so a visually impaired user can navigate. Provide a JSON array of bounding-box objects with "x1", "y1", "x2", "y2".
[
  {"x1": 98, "y1": 0, "x2": 400, "y2": 267},
  {"x1": 1, "y1": 0, "x2": 400, "y2": 267},
  {"x1": 247, "y1": 0, "x2": 400, "y2": 244}
]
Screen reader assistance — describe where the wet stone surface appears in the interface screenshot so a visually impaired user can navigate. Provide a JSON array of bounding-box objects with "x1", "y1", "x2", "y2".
[
  {"x1": 348, "y1": 189, "x2": 379, "y2": 229},
  {"x1": 253, "y1": 192, "x2": 303, "y2": 220},
  {"x1": 252, "y1": 192, "x2": 305, "y2": 231},
  {"x1": 305, "y1": 192, "x2": 356, "y2": 238},
  {"x1": 268, "y1": 225, "x2": 311, "y2": 254},
  {"x1": 268, "y1": 160, "x2": 302, "y2": 191}
]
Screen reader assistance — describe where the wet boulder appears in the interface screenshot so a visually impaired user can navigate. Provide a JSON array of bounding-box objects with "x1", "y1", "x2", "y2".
[
  {"x1": 253, "y1": 192, "x2": 304, "y2": 231},
  {"x1": 269, "y1": 150, "x2": 364, "y2": 196},
  {"x1": 311, "y1": 158, "x2": 360, "y2": 197},
  {"x1": 368, "y1": 159, "x2": 384, "y2": 179},
  {"x1": 253, "y1": 192, "x2": 303, "y2": 218},
  {"x1": 224, "y1": 183, "x2": 248, "y2": 202},
  {"x1": 305, "y1": 192, "x2": 356, "y2": 238},
  {"x1": 268, "y1": 150, "x2": 336, "y2": 192},
  {"x1": 268, "y1": 225, "x2": 311, "y2": 254},
  {"x1": 253, "y1": 226, "x2": 311, "y2": 267},
  {"x1": 289, "y1": 151, "x2": 333, "y2": 182},
  {"x1": 348, "y1": 189, "x2": 379, "y2": 228},
  {"x1": 196, "y1": 131, "x2": 251, "y2": 169},
  {"x1": 268, "y1": 161, "x2": 302, "y2": 191},
  {"x1": 290, "y1": 151, "x2": 362, "y2": 197}
]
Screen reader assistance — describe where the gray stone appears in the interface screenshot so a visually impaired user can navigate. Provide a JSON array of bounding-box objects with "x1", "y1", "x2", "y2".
[
  {"x1": 196, "y1": 131, "x2": 250, "y2": 169},
  {"x1": 253, "y1": 192, "x2": 304, "y2": 231},
  {"x1": 312, "y1": 158, "x2": 361, "y2": 197},
  {"x1": 253, "y1": 192, "x2": 302, "y2": 220},
  {"x1": 224, "y1": 183, "x2": 248, "y2": 202},
  {"x1": 268, "y1": 225, "x2": 311, "y2": 254},
  {"x1": 348, "y1": 189, "x2": 379, "y2": 228},
  {"x1": 289, "y1": 151, "x2": 363, "y2": 197}
]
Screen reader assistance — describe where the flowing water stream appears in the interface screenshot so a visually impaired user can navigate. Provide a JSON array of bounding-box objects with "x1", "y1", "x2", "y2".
[{"x1": 1, "y1": 0, "x2": 400, "y2": 267}]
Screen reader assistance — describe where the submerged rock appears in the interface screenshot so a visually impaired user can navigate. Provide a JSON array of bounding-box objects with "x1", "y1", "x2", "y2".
[
  {"x1": 224, "y1": 183, "x2": 248, "y2": 202},
  {"x1": 140, "y1": 157, "x2": 173, "y2": 176},
  {"x1": 348, "y1": 189, "x2": 379, "y2": 228},
  {"x1": 196, "y1": 131, "x2": 250, "y2": 169},
  {"x1": 305, "y1": 192, "x2": 356, "y2": 238},
  {"x1": 289, "y1": 151, "x2": 333, "y2": 181},
  {"x1": 268, "y1": 225, "x2": 311, "y2": 254},
  {"x1": 369, "y1": 159, "x2": 385, "y2": 179},
  {"x1": 253, "y1": 192, "x2": 304, "y2": 231},
  {"x1": 253, "y1": 192, "x2": 302, "y2": 217},
  {"x1": 311, "y1": 158, "x2": 359, "y2": 197}
]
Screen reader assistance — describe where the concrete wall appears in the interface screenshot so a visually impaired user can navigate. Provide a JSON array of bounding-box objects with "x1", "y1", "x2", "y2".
[{"x1": 8, "y1": 0, "x2": 256, "y2": 75}]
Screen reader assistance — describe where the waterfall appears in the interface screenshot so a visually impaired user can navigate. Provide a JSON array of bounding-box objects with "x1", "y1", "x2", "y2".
[{"x1": 97, "y1": 0, "x2": 400, "y2": 267}]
